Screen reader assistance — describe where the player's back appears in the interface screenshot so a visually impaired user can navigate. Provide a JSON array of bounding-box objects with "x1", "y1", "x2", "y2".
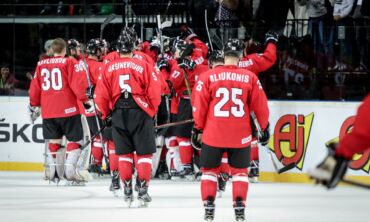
[
  {"x1": 32, "y1": 56, "x2": 80, "y2": 118},
  {"x1": 194, "y1": 65, "x2": 266, "y2": 148}
]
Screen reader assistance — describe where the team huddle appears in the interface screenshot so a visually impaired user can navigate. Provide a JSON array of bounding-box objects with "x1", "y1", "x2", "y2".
[{"x1": 27, "y1": 24, "x2": 365, "y2": 221}]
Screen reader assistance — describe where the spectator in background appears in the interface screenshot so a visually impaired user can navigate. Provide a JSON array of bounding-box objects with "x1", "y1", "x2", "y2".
[
  {"x1": 296, "y1": 0, "x2": 333, "y2": 70},
  {"x1": 0, "y1": 63, "x2": 19, "y2": 96},
  {"x1": 352, "y1": 0, "x2": 369, "y2": 71}
]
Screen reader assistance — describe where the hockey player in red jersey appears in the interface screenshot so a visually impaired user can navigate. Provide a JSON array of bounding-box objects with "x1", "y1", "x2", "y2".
[
  {"x1": 192, "y1": 39, "x2": 270, "y2": 221},
  {"x1": 67, "y1": 39, "x2": 82, "y2": 61},
  {"x1": 169, "y1": 39, "x2": 209, "y2": 179},
  {"x1": 28, "y1": 38, "x2": 90, "y2": 183},
  {"x1": 94, "y1": 27, "x2": 161, "y2": 206},
  {"x1": 239, "y1": 31, "x2": 278, "y2": 182},
  {"x1": 309, "y1": 94, "x2": 370, "y2": 189},
  {"x1": 180, "y1": 25, "x2": 209, "y2": 59}
]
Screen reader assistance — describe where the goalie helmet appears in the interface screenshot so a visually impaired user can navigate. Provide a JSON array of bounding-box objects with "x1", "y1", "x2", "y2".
[
  {"x1": 208, "y1": 50, "x2": 224, "y2": 66},
  {"x1": 86, "y1": 38, "x2": 102, "y2": 56},
  {"x1": 223, "y1": 38, "x2": 244, "y2": 57},
  {"x1": 117, "y1": 27, "x2": 137, "y2": 53},
  {"x1": 68, "y1": 39, "x2": 80, "y2": 50}
]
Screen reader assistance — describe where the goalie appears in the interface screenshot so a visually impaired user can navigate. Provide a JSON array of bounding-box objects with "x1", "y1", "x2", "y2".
[{"x1": 28, "y1": 38, "x2": 91, "y2": 184}]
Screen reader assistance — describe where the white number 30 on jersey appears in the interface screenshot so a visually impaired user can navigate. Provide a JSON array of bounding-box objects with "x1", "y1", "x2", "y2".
[
  {"x1": 214, "y1": 87, "x2": 245, "y2": 118},
  {"x1": 41, "y1": 68, "x2": 63, "y2": 91}
]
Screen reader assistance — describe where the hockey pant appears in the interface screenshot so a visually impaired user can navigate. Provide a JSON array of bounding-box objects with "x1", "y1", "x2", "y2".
[{"x1": 165, "y1": 136, "x2": 182, "y2": 173}]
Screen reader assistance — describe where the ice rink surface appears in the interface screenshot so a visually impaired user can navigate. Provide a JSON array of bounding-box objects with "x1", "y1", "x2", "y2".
[{"x1": 0, "y1": 172, "x2": 369, "y2": 222}]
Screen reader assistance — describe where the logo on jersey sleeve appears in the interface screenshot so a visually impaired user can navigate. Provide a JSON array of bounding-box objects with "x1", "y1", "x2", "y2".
[
  {"x1": 268, "y1": 113, "x2": 314, "y2": 170},
  {"x1": 326, "y1": 116, "x2": 370, "y2": 173}
]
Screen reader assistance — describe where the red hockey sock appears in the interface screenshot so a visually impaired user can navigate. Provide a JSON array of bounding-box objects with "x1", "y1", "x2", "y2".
[
  {"x1": 108, "y1": 140, "x2": 118, "y2": 171},
  {"x1": 220, "y1": 153, "x2": 230, "y2": 174},
  {"x1": 118, "y1": 153, "x2": 134, "y2": 181},
  {"x1": 160, "y1": 147, "x2": 168, "y2": 160},
  {"x1": 48, "y1": 143, "x2": 61, "y2": 158},
  {"x1": 91, "y1": 137, "x2": 103, "y2": 165},
  {"x1": 201, "y1": 168, "x2": 219, "y2": 201},
  {"x1": 66, "y1": 142, "x2": 80, "y2": 152},
  {"x1": 137, "y1": 154, "x2": 152, "y2": 183},
  {"x1": 177, "y1": 137, "x2": 193, "y2": 165},
  {"x1": 251, "y1": 141, "x2": 259, "y2": 161},
  {"x1": 231, "y1": 167, "x2": 249, "y2": 203}
]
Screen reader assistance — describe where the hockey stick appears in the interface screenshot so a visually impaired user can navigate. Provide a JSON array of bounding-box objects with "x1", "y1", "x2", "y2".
[
  {"x1": 155, "y1": 119, "x2": 194, "y2": 130},
  {"x1": 100, "y1": 14, "x2": 116, "y2": 39},
  {"x1": 250, "y1": 111, "x2": 296, "y2": 174},
  {"x1": 204, "y1": 10, "x2": 214, "y2": 52},
  {"x1": 341, "y1": 178, "x2": 370, "y2": 190},
  {"x1": 80, "y1": 123, "x2": 108, "y2": 151}
]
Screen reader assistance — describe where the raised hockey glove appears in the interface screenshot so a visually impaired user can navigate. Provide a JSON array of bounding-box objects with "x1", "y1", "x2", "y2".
[
  {"x1": 157, "y1": 57, "x2": 169, "y2": 71},
  {"x1": 85, "y1": 85, "x2": 95, "y2": 99},
  {"x1": 265, "y1": 31, "x2": 279, "y2": 45},
  {"x1": 308, "y1": 142, "x2": 349, "y2": 189},
  {"x1": 177, "y1": 58, "x2": 196, "y2": 70},
  {"x1": 83, "y1": 100, "x2": 95, "y2": 113},
  {"x1": 28, "y1": 104, "x2": 41, "y2": 124},
  {"x1": 104, "y1": 114, "x2": 112, "y2": 127},
  {"x1": 191, "y1": 128, "x2": 203, "y2": 151},
  {"x1": 258, "y1": 123, "x2": 270, "y2": 146}
]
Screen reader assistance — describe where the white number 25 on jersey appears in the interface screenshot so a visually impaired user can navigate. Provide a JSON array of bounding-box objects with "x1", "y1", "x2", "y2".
[{"x1": 214, "y1": 87, "x2": 245, "y2": 118}]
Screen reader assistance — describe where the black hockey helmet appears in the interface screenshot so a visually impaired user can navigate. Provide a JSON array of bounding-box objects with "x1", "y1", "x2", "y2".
[
  {"x1": 117, "y1": 27, "x2": 137, "y2": 53},
  {"x1": 208, "y1": 50, "x2": 224, "y2": 67},
  {"x1": 86, "y1": 38, "x2": 103, "y2": 55},
  {"x1": 67, "y1": 39, "x2": 80, "y2": 50},
  {"x1": 223, "y1": 38, "x2": 244, "y2": 58},
  {"x1": 180, "y1": 25, "x2": 197, "y2": 40}
]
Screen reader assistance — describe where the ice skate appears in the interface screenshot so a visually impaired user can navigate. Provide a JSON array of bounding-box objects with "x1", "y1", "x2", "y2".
[
  {"x1": 123, "y1": 180, "x2": 133, "y2": 207},
  {"x1": 180, "y1": 165, "x2": 195, "y2": 181},
  {"x1": 203, "y1": 198, "x2": 215, "y2": 222},
  {"x1": 170, "y1": 169, "x2": 182, "y2": 181},
  {"x1": 217, "y1": 172, "x2": 228, "y2": 198},
  {"x1": 234, "y1": 198, "x2": 246, "y2": 221},
  {"x1": 109, "y1": 171, "x2": 121, "y2": 197},
  {"x1": 248, "y1": 160, "x2": 259, "y2": 183},
  {"x1": 89, "y1": 163, "x2": 105, "y2": 176},
  {"x1": 137, "y1": 180, "x2": 152, "y2": 207}
]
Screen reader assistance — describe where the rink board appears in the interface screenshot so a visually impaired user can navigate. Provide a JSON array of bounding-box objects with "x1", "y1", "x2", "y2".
[{"x1": 1, "y1": 97, "x2": 369, "y2": 183}]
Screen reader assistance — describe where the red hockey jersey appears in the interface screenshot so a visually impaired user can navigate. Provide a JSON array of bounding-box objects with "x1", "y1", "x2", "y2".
[
  {"x1": 336, "y1": 94, "x2": 370, "y2": 159},
  {"x1": 192, "y1": 65, "x2": 269, "y2": 148},
  {"x1": 238, "y1": 43, "x2": 277, "y2": 74},
  {"x1": 103, "y1": 50, "x2": 155, "y2": 67},
  {"x1": 29, "y1": 56, "x2": 89, "y2": 118},
  {"x1": 94, "y1": 57, "x2": 161, "y2": 119}
]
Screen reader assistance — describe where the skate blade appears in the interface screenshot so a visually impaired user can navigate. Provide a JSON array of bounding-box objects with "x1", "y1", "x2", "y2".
[
  {"x1": 137, "y1": 199, "x2": 149, "y2": 208},
  {"x1": 248, "y1": 177, "x2": 258, "y2": 183},
  {"x1": 111, "y1": 189, "x2": 122, "y2": 198},
  {"x1": 217, "y1": 191, "x2": 224, "y2": 198},
  {"x1": 204, "y1": 217, "x2": 214, "y2": 222}
]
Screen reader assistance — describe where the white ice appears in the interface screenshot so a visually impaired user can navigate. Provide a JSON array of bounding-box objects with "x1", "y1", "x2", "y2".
[{"x1": 0, "y1": 172, "x2": 369, "y2": 222}]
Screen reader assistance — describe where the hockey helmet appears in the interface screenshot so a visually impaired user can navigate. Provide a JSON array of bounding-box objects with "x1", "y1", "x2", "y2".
[
  {"x1": 67, "y1": 39, "x2": 80, "y2": 50},
  {"x1": 117, "y1": 27, "x2": 137, "y2": 53},
  {"x1": 223, "y1": 38, "x2": 244, "y2": 57},
  {"x1": 173, "y1": 39, "x2": 194, "y2": 58},
  {"x1": 180, "y1": 25, "x2": 197, "y2": 41},
  {"x1": 86, "y1": 38, "x2": 103, "y2": 55},
  {"x1": 208, "y1": 50, "x2": 224, "y2": 67}
]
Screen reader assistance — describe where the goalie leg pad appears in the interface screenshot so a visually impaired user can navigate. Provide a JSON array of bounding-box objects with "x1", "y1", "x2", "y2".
[
  {"x1": 65, "y1": 148, "x2": 82, "y2": 181},
  {"x1": 151, "y1": 146, "x2": 162, "y2": 177},
  {"x1": 55, "y1": 147, "x2": 66, "y2": 179}
]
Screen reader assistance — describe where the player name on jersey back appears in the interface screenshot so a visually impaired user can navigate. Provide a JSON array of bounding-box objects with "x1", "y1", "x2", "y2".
[
  {"x1": 37, "y1": 57, "x2": 67, "y2": 66},
  {"x1": 209, "y1": 72, "x2": 250, "y2": 84},
  {"x1": 107, "y1": 61, "x2": 144, "y2": 73}
]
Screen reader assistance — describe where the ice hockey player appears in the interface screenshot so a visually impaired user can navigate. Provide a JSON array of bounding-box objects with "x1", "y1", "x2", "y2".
[
  {"x1": 169, "y1": 39, "x2": 209, "y2": 180},
  {"x1": 28, "y1": 38, "x2": 90, "y2": 184},
  {"x1": 239, "y1": 31, "x2": 278, "y2": 182},
  {"x1": 309, "y1": 94, "x2": 370, "y2": 189},
  {"x1": 67, "y1": 39, "x2": 82, "y2": 61},
  {"x1": 180, "y1": 25, "x2": 209, "y2": 60},
  {"x1": 94, "y1": 27, "x2": 161, "y2": 207},
  {"x1": 192, "y1": 38, "x2": 270, "y2": 221}
]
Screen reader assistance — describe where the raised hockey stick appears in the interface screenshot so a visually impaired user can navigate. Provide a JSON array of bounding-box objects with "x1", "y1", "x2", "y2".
[
  {"x1": 250, "y1": 111, "x2": 296, "y2": 174},
  {"x1": 204, "y1": 9, "x2": 214, "y2": 52},
  {"x1": 155, "y1": 119, "x2": 194, "y2": 130},
  {"x1": 100, "y1": 14, "x2": 116, "y2": 39}
]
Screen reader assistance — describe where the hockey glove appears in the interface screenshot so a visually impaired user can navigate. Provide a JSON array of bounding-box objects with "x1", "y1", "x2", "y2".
[
  {"x1": 309, "y1": 142, "x2": 349, "y2": 189},
  {"x1": 258, "y1": 123, "x2": 270, "y2": 146},
  {"x1": 83, "y1": 100, "x2": 95, "y2": 113},
  {"x1": 265, "y1": 31, "x2": 279, "y2": 45},
  {"x1": 177, "y1": 58, "x2": 196, "y2": 70},
  {"x1": 191, "y1": 128, "x2": 203, "y2": 151},
  {"x1": 157, "y1": 57, "x2": 169, "y2": 71},
  {"x1": 28, "y1": 104, "x2": 41, "y2": 124},
  {"x1": 85, "y1": 85, "x2": 95, "y2": 99}
]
